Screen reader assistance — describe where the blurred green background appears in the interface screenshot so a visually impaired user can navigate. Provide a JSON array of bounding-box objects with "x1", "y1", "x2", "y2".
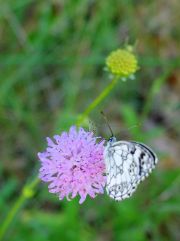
[{"x1": 0, "y1": 1, "x2": 180, "y2": 241}]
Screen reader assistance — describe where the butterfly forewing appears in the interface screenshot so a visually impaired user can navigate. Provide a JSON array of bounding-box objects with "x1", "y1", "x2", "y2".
[
  {"x1": 130, "y1": 141, "x2": 158, "y2": 181},
  {"x1": 104, "y1": 139, "x2": 158, "y2": 201}
]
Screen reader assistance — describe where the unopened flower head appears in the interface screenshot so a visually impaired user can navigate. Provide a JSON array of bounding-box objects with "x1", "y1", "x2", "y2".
[
  {"x1": 106, "y1": 46, "x2": 138, "y2": 78},
  {"x1": 38, "y1": 126, "x2": 106, "y2": 204}
]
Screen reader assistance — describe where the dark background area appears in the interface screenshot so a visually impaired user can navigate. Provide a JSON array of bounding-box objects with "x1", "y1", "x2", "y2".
[{"x1": 0, "y1": 1, "x2": 179, "y2": 241}]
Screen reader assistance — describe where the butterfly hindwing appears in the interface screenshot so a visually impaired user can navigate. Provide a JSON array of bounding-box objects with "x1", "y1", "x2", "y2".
[{"x1": 104, "y1": 139, "x2": 158, "y2": 201}]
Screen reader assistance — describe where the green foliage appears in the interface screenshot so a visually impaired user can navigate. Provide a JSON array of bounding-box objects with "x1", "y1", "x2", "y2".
[{"x1": 0, "y1": 1, "x2": 179, "y2": 241}]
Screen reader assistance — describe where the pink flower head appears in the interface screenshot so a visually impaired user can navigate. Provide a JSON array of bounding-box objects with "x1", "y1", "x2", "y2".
[{"x1": 38, "y1": 126, "x2": 106, "y2": 204}]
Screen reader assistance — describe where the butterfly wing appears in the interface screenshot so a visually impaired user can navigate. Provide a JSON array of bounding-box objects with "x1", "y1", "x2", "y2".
[
  {"x1": 130, "y1": 141, "x2": 158, "y2": 181},
  {"x1": 104, "y1": 141, "x2": 158, "y2": 201}
]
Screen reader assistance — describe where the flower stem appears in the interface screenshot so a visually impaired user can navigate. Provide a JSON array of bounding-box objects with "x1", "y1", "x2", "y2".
[
  {"x1": 0, "y1": 177, "x2": 39, "y2": 240},
  {"x1": 77, "y1": 76, "x2": 119, "y2": 125},
  {"x1": 0, "y1": 76, "x2": 119, "y2": 241}
]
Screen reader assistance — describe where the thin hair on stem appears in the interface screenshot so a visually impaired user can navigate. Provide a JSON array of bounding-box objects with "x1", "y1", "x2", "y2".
[{"x1": 100, "y1": 111, "x2": 114, "y2": 137}]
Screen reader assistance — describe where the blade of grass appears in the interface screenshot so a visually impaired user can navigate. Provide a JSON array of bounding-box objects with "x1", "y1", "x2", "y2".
[{"x1": 140, "y1": 68, "x2": 173, "y2": 122}]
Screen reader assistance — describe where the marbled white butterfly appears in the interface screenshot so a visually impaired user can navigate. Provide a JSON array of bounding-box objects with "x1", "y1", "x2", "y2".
[{"x1": 101, "y1": 112, "x2": 158, "y2": 201}]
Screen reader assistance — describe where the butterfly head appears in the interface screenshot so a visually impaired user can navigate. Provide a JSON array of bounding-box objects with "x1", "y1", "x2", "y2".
[{"x1": 108, "y1": 136, "x2": 116, "y2": 144}]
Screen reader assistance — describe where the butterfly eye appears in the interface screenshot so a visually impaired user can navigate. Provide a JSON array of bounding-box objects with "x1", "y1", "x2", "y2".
[{"x1": 108, "y1": 136, "x2": 115, "y2": 143}]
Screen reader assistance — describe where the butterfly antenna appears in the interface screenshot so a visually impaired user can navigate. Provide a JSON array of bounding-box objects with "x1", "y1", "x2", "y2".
[
  {"x1": 120, "y1": 123, "x2": 141, "y2": 135},
  {"x1": 100, "y1": 111, "x2": 114, "y2": 137},
  {"x1": 127, "y1": 124, "x2": 140, "y2": 131}
]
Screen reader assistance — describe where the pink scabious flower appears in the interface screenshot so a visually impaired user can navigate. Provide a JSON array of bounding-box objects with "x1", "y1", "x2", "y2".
[{"x1": 38, "y1": 126, "x2": 106, "y2": 204}]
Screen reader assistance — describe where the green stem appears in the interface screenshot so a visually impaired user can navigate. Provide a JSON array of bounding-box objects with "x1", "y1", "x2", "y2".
[
  {"x1": 77, "y1": 76, "x2": 119, "y2": 125},
  {"x1": 0, "y1": 76, "x2": 119, "y2": 241},
  {"x1": 0, "y1": 177, "x2": 39, "y2": 240}
]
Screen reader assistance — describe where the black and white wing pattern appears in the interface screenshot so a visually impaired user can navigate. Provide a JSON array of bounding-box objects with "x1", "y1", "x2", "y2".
[{"x1": 104, "y1": 137, "x2": 158, "y2": 201}]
